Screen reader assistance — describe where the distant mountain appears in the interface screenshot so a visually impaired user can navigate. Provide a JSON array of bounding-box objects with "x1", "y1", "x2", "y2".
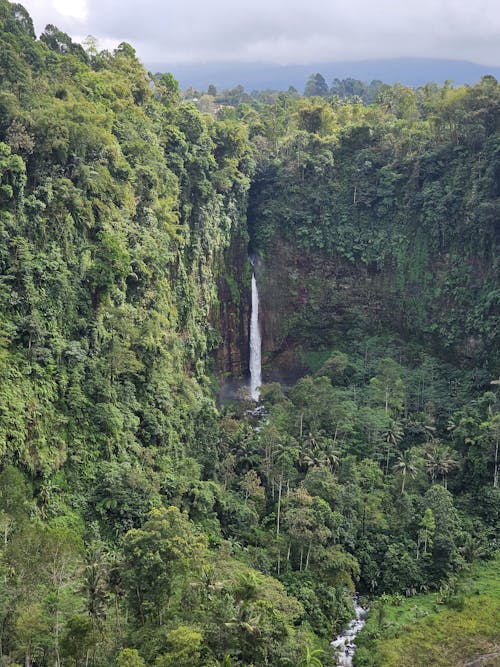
[{"x1": 146, "y1": 58, "x2": 500, "y2": 92}]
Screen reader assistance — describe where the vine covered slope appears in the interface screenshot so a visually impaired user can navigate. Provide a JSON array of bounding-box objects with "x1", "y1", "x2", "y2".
[{"x1": 0, "y1": 3, "x2": 498, "y2": 666}]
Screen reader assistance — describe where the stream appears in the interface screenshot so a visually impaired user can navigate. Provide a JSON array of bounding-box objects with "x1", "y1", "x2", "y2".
[{"x1": 331, "y1": 596, "x2": 368, "y2": 666}]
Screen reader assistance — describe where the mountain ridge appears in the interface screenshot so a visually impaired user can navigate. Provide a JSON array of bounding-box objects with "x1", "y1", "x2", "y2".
[{"x1": 148, "y1": 57, "x2": 500, "y2": 92}]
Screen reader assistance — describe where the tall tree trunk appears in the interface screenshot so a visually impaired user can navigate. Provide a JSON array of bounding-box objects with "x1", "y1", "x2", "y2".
[
  {"x1": 276, "y1": 474, "x2": 282, "y2": 538},
  {"x1": 276, "y1": 474, "x2": 283, "y2": 575},
  {"x1": 114, "y1": 591, "x2": 121, "y2": 633},
  {"x1": 54, "y1": 606, "x2": 61, "y2": 667},
  {"x1": 305, "y1": 541, "x2": 312, "y2": 570},
  {"x1": 494, "y1": 438, "x2": 499, "y2": 488}
]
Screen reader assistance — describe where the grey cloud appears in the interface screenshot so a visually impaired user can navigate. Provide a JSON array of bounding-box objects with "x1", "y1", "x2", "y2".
[{"x1": 21, "y1": 0, "x2": 500, "y2": 65}]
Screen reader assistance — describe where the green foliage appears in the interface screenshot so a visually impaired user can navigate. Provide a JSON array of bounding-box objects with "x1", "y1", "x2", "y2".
[
  {"x1": 116, "y1": 648, "x2": 146, "y2": 667},
  {"x1": 155, "y1": 626, "x2": 203, "y2": 667},
  {"x1": 0, "y1": 3, "x2": 498, "y2": 665},
  {"x1": 355, "y1": 556, "x2": 500, "y2": 666},
  {"x1": 249, "y1": 78, "x2": 500, "y2": 369},
  {"x1": 123, "y1": 506, "x2": 207, "y2": 622}
]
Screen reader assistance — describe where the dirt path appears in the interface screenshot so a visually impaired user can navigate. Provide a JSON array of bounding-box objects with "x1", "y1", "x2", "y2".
[{"x1": 462, "y1": 651, "x2": 500, "y2": 666}]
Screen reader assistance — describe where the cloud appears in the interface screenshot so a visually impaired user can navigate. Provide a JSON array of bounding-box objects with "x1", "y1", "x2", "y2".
[{"x1": 20, "y1": 0, "x2": 500, "y2": 66}]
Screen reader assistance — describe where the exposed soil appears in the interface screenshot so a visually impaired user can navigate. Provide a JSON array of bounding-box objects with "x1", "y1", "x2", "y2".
[{"x1": 462, "y1": 651, "x2": 500, "y2": 667}]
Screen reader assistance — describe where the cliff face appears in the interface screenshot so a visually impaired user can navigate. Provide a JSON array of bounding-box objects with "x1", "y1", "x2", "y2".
[
  {"x1": 253, "y1": 234, "x2": 498, "y2": 381},
  {"x1": 214, "y1": 231, "x2": 251, "y2": 378},
  {"x1": 256, "y1": 241, "x2": 380, "y2": 381},
  {"x1": 245, "y1": 85, "x2": 500, "y2": 381}
]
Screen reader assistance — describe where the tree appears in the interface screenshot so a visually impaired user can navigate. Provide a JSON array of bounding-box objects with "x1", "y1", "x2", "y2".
[
  {"x1": 417, "y1": 508, "x2": 435, "y2": 558},
  {"x1": 282, "y1": 489, "x2": 332, "y2": 571},
  {"x1": 304, "y1": 73, "x2": 328, "y2": 98},
  {"x1": 0, "y1": 465, "x2": 31, "y2": 544},
  {"x1": 392, "y1": 450, "x2": 419, "y2": 493},
  {"x1": 155, "y1": 626, "x2": 203, "y2": 667},
  {"x1": 40, "y1": 24, "x2": 88, "y2": 62},
  {"x1": 155, "y1": 72, "x2": 180, "y2": 103},
  {"x1": 114, "y1": 41, "x2": 137, "y2": 59},
  {"x1": 479, "y1": 411, "x2": 500, "y2": 488},
  {"x1": 116, "y1": 648, "x2": 146, "y2": 667},
  {"x1": 424, "y1": 442, "x2": 459, "y2": 488},
  {"x1": 123, "y1": 507, "x2": 207, "y2": 623},
  {"x1": 381, "y1": 420, "x2": 403, "y2": 474},
  {"x1": 423, "y1": 485, "x2": 461, "y2": 581},
  {"x1": 6, "y1": 526, "x2": 82, "y2": 667},
  {"x1": 60, "y1": 615, "x2": 94, "y2": 667},
  {"x1": 271, "y1": 436, "x2": 298, "y2": 573},
  {"x1": 369, "y1": 358, "x2": 405, "y2": 417},
  {"x1": 14, "y1": 603, "x2": 49, "y2": 667},
  {"x1": 81, "y1": 549, "x2": 109, "y2": 630}
]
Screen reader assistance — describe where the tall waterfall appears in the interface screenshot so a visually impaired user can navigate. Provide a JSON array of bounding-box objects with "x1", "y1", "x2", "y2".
[{"x1": 249, "y1": 264, "x2": 262, "y2": 402}]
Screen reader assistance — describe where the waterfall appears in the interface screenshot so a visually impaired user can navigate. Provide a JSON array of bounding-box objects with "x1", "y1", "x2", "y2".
[{"x1": 249, "y1": 262, "x2": 262, "y2": 402}]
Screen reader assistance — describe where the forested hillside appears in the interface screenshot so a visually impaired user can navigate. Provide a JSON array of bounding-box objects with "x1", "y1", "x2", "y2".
[
  {"x1": 246, "y1": 79, "x2": 499, "y2": 372},
  {"x1": 0, "y1": 2, "x2": 498, "y2": 666}
]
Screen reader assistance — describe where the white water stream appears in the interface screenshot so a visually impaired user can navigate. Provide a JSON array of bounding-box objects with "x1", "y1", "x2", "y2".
[
  {"x1": 249, "y1": 264, "x2": 262, "y2": 402},
  {"x1": 331, "y1": 597, "x2": 368, "y2": 666}
]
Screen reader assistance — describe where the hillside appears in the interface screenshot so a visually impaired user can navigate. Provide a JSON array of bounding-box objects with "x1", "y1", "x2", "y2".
[
  {"x1": 0, "y1": 2, "x2": 498, "y2": 666},
  {"x1": 355, "y1": 556, "x2": 500, "y2": 666}
]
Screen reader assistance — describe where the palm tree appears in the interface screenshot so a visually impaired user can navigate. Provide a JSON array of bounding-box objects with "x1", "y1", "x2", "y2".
[
  {"x1": 424, "y1": 443, "x2": 458, "y2": 488},
  {"x1": 300, "y1": 446, "x2": 320, "y2": 471},
  {"x1": 404, "y1": 413, "x2": 436, "y2": 441},
  {"x1": 323, "y1": 443, "x2": 341, "y2": 473},
  {"x1": 392, "y1": 450, "x2": 419, "y2": 493},
  {"x1": 225, "y1": 603, "x2": 261, "y2": 664},
  {"x1": 300, "y1": 432, "x2": 341, "y2": 473},
  {"x1": 461, "y1": 534, "x2": 486, "y2": 563},
  {"x1": 233, "y1": 571, "x2": 260, "y2": 605},
  {"x1": 82, "y1": 559, "x2": 108, "y2": 629},
  {"x1": 382, "y1": 420, "x2": 403, "y2": 474}
]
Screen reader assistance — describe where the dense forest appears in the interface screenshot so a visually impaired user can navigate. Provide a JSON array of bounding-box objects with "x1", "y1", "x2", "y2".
[{"x1": 0, "y1": 2, "x2": 498, "y2": 666}]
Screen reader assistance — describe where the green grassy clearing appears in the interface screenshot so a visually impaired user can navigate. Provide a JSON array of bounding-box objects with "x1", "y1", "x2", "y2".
[{"x1": 355, "y1": 556, "x2": 500, "y2": 666}]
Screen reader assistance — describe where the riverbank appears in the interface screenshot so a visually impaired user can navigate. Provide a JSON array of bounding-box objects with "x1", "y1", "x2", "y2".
[{"x1": 353, "y1": 556, "x2": 500, "y2": 666}]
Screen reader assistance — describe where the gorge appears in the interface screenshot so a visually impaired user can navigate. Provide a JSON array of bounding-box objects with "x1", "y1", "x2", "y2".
[{"x1": 0, "y1": 3, "x2": 498, "y2": 666}]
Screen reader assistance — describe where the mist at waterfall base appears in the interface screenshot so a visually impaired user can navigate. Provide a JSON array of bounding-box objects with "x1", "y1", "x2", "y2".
[{"x1": 249, "y1": 260, "x2": 262, "y2": 402}]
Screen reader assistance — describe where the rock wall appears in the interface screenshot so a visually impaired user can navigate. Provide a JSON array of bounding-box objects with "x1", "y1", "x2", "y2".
[{"x1": 214, "y1": 231, "x2": 251, "y2": 379}]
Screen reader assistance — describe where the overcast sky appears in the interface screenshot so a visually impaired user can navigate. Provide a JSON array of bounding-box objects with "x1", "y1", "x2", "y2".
[{"x1": 20, "y1": 0, "x2": 500, "y2": 66}]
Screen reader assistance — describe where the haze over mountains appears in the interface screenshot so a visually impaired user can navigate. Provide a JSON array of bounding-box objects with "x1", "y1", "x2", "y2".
[{"x1": 150, "y1": 58, "x2": 500, "y2": 92}]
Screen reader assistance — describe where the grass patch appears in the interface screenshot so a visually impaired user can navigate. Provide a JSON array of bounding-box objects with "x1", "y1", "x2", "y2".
[{"x1": 355, "y1": 556, "x2": 500, "y2": 666}]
